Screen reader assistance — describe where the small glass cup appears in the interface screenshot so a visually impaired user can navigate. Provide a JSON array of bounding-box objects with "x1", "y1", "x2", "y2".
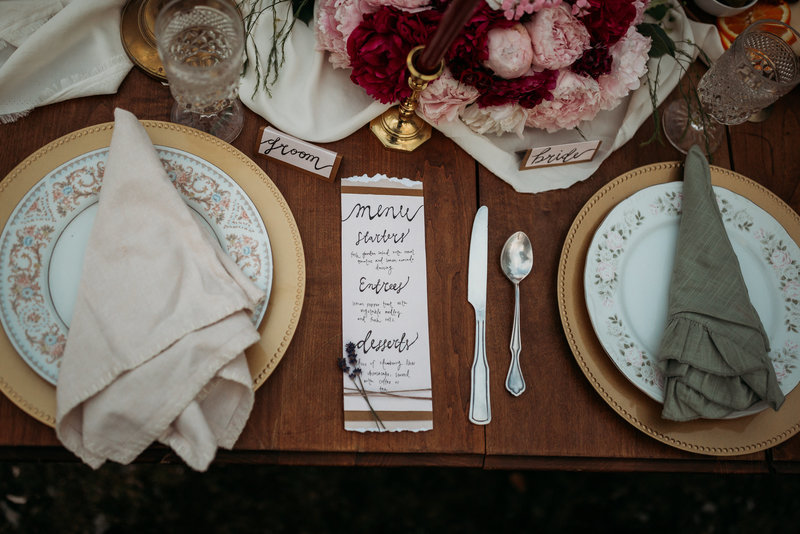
[
  {"x1": 663, "y1": 19, "x2": 800, "y2": 154},
  {"x1": 155, "y1": 0, "x2": 245, "y2": 142}
]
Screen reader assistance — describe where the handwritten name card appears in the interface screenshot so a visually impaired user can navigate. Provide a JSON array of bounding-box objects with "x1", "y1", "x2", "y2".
[
  {"x1": 519, "y1": 139, "x2": 601, "y2": 170},
  {"x1": 256, "y1": 125, "x2": 342, "y2": 181},
  {"x1": 340, "y1": 175, "x2": 432, "y2": 432}
]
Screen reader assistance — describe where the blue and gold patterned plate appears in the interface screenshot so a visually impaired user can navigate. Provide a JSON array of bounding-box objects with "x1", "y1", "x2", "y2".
[{"x1": 0, "y1": 145, "x2": 273, "y2": 386}]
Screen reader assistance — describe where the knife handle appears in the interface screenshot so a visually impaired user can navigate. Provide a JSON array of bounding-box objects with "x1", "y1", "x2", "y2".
[{"x1": 469, "y1": 317, "x2": 491, "y2": 425}]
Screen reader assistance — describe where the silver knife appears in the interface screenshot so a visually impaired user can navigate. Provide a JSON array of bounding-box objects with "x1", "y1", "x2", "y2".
[{"x1": 468, "y1": 206, "x2": 490, "y2": 425}]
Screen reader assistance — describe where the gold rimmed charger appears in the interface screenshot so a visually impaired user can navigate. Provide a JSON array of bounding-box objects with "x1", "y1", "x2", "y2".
[
  {"x1": 0, "y1": 120, "x2": 306, "y2": 427},
  {"x1": 558, "y1": 162, "x2": 800, "y2": 455}
]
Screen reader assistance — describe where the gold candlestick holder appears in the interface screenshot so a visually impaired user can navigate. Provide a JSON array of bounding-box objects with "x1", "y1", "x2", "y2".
[{"x1": 370, "y1": 46, "x2": 444, "y2": 152}]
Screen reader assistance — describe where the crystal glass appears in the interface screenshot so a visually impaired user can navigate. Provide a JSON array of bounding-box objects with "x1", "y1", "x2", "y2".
[
  {"x1": 663, "y1": 20, "x2": 800, "y2": 155},
  {"x1": 155, "y1": 0, "x2": 245, "y2": 142}
]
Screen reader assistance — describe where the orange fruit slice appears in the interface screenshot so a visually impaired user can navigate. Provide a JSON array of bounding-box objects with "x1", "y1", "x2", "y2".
[
  {"x1": 717, "y1": 1, "x2": 793, "y2": 44},
  {"x1": 720, "y1": 31, "x2": 732, "y2": 50}
]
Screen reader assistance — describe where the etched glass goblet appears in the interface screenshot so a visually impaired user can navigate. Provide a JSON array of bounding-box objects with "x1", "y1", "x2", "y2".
[
  {"x1": 663, "y1": 20, "x2": 800, "y2": 155},
  {"x1": 155, "y1": 0, "x2": 245, "y2": 142}
]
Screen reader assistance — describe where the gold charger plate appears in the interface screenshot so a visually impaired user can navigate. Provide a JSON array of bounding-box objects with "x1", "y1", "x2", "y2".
[
  {"x1": 0, "y1": 120, "x2": 306, "y2": 427},
  {"x1": 558, "y1": 162, "x2": 800, "y2": 455}
]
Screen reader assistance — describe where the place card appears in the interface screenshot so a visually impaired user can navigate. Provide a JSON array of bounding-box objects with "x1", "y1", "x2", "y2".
[
  {"x1": 519, "y1": 139, "x2": 601, "y2": 170},
  {"x1": 340, "y1": 174, "x2": 432, "y2": 432},
  {"x1": 255, "y1": 125, "x2": 342, "y2": 181}
]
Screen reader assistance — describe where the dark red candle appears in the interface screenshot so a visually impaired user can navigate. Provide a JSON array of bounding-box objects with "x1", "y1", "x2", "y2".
[{"x1": 417, "y1": 0, "x2": 483, "y2": 74}]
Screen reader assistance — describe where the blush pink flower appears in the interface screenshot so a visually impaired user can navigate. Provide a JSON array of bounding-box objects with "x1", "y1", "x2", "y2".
[
  {"x1": 632, "y1": 0, "x2": 648, "y2": 25},
  {"x1": 364, "y1": 0, "x2": 431, "y2": 11},
  {"x1": 525, "y1": 4, "x2": 590, "y2": 70},
  {"x1": 460, "y1": 103, "x2": 529, "y2": 137},
  {"x1": 486, "y1": 0, "x2": 565, "y2": 20},
  {"x1": 597, "y1": 27, "x2": 651, "y2": 110},
  {"x1": 316, "y1": 0, "x2": 378, "y2": 69},
  {"x1": 571, "y1": 0, "x2": 591, "y2": 16},
  {"x1": 418, "y1": 69, "x2": 480, "y2": 125},
  {"x1": 526, "y1": 70, "x2": 601, "y2": 132},
  {"x1": 483, "y1": 24, "x2": 533, "y2": 79}
]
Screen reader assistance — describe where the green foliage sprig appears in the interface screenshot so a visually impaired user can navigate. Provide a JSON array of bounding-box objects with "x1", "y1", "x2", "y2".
[
  {"x1": 239, "y1": 0, "x2": 314, "y2": 97},
  {"x1": 636, "y1": 0, "x2": 716, "y2": 154}
]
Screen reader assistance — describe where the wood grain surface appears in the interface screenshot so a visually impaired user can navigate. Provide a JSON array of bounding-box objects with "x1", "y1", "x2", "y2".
[{"x1": 1, "y1": 65, "x2": 798, "y2": 471}]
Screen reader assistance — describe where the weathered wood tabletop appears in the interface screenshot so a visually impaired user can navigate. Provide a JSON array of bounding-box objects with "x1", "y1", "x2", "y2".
[{"x1": 1, "y1": 66, "x2": 799, "y2": 472}]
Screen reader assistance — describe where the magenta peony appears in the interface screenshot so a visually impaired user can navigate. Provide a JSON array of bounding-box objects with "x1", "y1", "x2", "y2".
[{"x1": 346, "y1": 7, "x2": 440, "y2": 104}]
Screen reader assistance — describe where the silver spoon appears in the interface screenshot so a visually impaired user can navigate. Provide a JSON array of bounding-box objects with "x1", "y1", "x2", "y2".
[{"x1": 500, "y1": 231, "x2": 533, "y2": 397}]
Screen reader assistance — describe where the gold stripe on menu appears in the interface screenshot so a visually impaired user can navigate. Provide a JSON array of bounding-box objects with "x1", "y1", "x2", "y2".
[
  {"x1": 344, "y1": 411, "x2": 433, "y2": 422},
  {"x1": 341, "y1": 186, "x2": 424, "y2": 196}
]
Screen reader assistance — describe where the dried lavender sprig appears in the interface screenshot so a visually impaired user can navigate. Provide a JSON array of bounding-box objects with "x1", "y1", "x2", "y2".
[{"x1": 340, "y1": 343, "x2": 385, "y2": 431}]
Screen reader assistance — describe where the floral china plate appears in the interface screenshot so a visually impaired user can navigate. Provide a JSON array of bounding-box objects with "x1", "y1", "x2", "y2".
[
  {"x1": 584, "y1": 182, "x2": 800, "y2": 411},
  {"x1": 0, "y1": 146, "x2": 272, "y2": 386}
]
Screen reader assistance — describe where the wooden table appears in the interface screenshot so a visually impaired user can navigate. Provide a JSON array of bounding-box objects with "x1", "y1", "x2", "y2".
[{"x1": 2, "y1": 66, "x2": 799, "y2": 473}]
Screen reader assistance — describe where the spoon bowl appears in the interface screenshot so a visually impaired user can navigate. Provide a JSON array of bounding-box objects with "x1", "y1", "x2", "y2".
[
  {"x1": 501, "y1": 231, "x2": 533, "y2": 285},
  {"x1": 500, "y1": 231, "x2": 533, "y2": 397}
]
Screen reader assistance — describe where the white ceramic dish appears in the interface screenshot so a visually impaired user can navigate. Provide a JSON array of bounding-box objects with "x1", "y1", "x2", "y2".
[
  {"x1": 694, "y1": 0, "x2": 757, "y2": 18},
  {"x1": 584, "y1": 182, "x2": 800, "y2": 416}
]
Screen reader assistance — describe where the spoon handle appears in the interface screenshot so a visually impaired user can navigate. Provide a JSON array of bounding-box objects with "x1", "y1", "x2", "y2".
[
  {"x1": 469, "y1": 317, "x2": 491, "y2": 425},
  {"x1": 506, "y1": 284, "x2": 526, "y2": 396}
]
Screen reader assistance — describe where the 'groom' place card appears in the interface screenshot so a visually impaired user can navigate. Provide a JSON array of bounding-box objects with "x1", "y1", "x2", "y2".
[
  {"x1": 340, "y1": 175, "x2": 433, "y2": 432},
  {"x1": 256, "y1": 125, "x2": 342, "y2": 181}
]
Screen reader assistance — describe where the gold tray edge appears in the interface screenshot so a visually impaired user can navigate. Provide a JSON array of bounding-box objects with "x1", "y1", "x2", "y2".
[{"x1": 0, "y1": 120, "x2": 306, "y2": 428}]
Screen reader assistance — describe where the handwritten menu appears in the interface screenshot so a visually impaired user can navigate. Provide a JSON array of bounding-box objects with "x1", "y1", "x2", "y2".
[{"x1": 340, "y1": 175, "x2": 432, "y2": 432}]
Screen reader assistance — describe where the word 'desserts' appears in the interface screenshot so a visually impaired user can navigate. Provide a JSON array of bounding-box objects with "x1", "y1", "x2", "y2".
[
  {"x1": 520, "y1": 140, "x2": 601, "y2": 170},
  {"x1": 256, "y1": 126, "x2": 342, "y2": 182}
]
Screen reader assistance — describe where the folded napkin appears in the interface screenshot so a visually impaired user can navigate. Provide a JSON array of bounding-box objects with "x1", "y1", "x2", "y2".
[
  {"x1": 0, "y1": 0, "x2": 132, "y2": 123},
  {"x1": 56, "y1": 108, "x2": 264, "y2": 470},
  {"x1": 239, "y1": 1, "x2": 723, "y2": 194},
  {"x1": 655, "y1": 145, "x2": 785, "y2": 421}
]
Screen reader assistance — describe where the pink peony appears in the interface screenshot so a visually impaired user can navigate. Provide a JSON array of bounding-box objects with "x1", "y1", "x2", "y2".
[
  {"x1": 525, "y1": 70, "x2": 601, "y2": 132},
  {"x1": 482, "y1": 24, "x2": 534, "y2": 79},
  {"x1": 364, "y1": 0, "x2": 431, "y2": 12},
  {"x1": 460, "y1": 103, "x2": 529, "y2": 137},
  {"x1": 418, "y1": 69, "x2": 480, "y2": 125},
  {"x1": 316, "y1": 0, "x2": 378, "y2": 69},
  {"x1": 571, "y1": 0, "x2": 591, "y2": 16},
  {"x1": 632, "y1": 0, "x2": 648, "y2": 25},
  {"x1": 525, "y1": 5, "x2": 590, "y2": 70},
  {"x1": 485, "y1": 0, "x2": 565, "y2": 21},
  {"x1": 597, "y1": 27, "x2": 651, "y2": 110}
]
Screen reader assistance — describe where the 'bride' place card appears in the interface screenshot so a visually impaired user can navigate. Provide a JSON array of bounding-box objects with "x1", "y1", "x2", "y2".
[{"x1": 340, "y1": 175, "x2": 433, "y2": 432}]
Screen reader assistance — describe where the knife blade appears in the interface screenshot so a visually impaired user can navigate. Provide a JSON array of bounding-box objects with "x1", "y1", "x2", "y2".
[{"x1": 467, "y1": 206, "x2": 490, "y2": 425}]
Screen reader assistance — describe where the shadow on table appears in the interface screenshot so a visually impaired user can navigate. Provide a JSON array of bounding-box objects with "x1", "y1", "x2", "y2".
[{"x1": 0, "y1": 462, "x2": 797, "y2": 532}]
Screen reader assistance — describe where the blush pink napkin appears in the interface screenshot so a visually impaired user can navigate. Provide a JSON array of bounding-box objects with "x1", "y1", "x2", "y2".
[{"x1": 55, "y1": 108, "x2": 264, "y2": 471}]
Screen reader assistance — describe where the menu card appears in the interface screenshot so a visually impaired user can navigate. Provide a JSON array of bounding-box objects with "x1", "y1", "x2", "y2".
[{"x1": 340, "y1": 175, "x2": 433, "y2": 432}]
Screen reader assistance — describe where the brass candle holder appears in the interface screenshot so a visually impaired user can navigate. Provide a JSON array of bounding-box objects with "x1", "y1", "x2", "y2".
[{"x1": 370, "y1": 46, "x2": 444, "y2": 152}]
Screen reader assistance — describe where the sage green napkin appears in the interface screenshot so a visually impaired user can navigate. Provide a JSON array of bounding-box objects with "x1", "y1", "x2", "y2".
[{"x1": 656, "y1": 145, "x2": 785, "y2": 421}]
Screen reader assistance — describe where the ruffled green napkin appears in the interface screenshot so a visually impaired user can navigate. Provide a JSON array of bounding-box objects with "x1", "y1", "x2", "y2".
[{"x1": 656, "y1": 145, "x2": 785, "y2": 421}]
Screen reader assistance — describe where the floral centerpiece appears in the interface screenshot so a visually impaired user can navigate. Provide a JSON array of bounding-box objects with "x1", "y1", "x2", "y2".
[{"x1": 315, "y1": 0, "x2": 652, "y2": 136}]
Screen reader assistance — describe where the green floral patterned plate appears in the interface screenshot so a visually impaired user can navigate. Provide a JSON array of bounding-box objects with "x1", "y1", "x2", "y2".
[{"x1": 584, "y1": 182, "x2": 800, "y2": 412}]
